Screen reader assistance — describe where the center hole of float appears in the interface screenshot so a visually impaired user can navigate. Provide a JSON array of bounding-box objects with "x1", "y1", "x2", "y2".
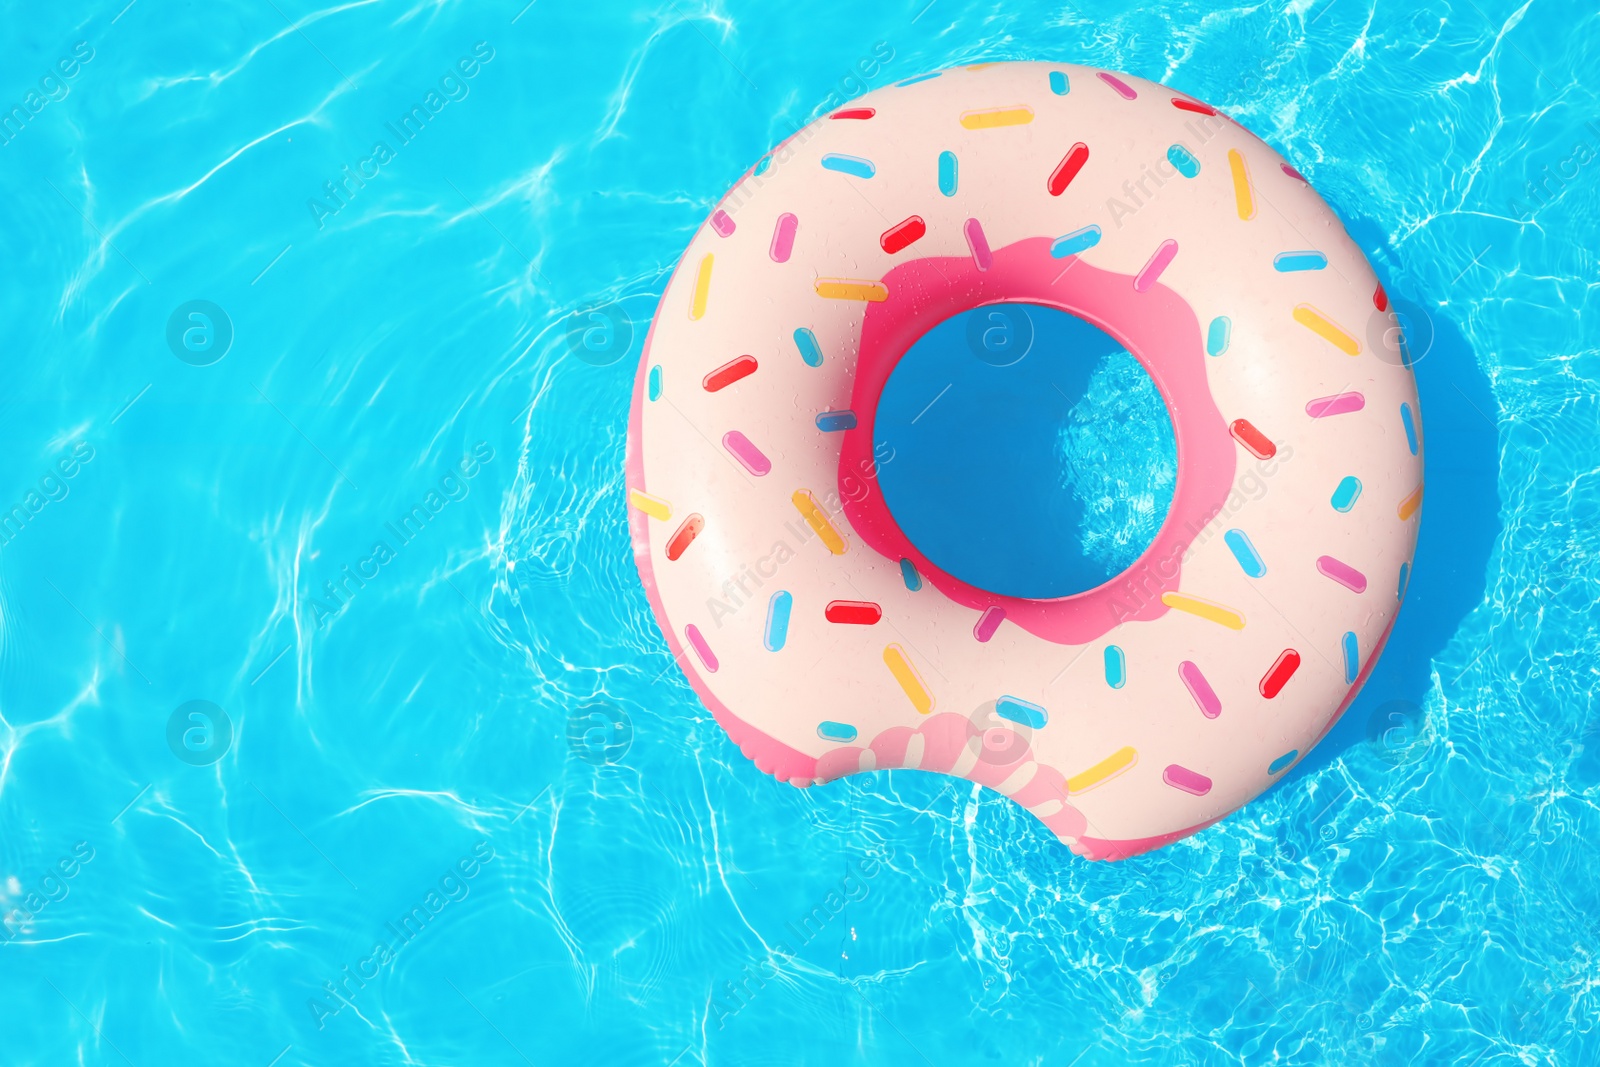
[{"x1": 872, "y1": 303, "x2": 1178, "y2": 601}]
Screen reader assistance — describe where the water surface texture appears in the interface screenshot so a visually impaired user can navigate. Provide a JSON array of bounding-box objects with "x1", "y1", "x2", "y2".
[
  {"x1": 875, "y1": 304, "x2": 1176, "y2": 599},
  {"x1": 1, "y1": 1, "x2": 1595, "y2": 1064}
]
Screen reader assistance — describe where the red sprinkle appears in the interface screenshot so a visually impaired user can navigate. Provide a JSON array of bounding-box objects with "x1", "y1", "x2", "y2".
[
  {"x1": 831, "y1": 107, "x2": 876, "y2": 120},
  {"x1": 1047, "y1": 142, "x2": 1090, "y2": 196},
  {"x1": 1171, "y1": 97, "x2": 1217, "y2": 116},
  {"x1": 702, "y1": 354, "x2": 757, "y2": 392},
  {"x1": 1374, "y1": 284, "x2": 1389, "y2": 312},
  {"x1": 825, "y1": 600, "x2": 883, "y2": 625},
  {"x1": 1229, "y1": 418, "x2": 1277, "y2": 459},
  {"x1": 1259, "y1": 650, "x2": 1301, "y2": 699},
  {"x1": 665, "y1": 514, "x2": 704, "y2": 561},
  {"x1": 880, "y1": 216, "x2": 926, "y2": 254}
]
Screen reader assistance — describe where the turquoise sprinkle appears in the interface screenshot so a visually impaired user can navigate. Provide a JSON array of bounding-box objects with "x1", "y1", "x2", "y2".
[
  {"x1": 1398, "y1": 561, "x2": 1410, "y2": 598},
  {"x1": 1273, "y1": 251, "x2": 1328, "y2": 272},
  {"x1": 895, "y1": 71, "x2": 942, "y2": 87},
  {"x1": 996, "y1": 696, "x2": 1048, "y2": 729},
  {"x1": 647, "y1": 364, "x2": 662, "y2": 401},
  {"x1": 1268, "y1": 750, "x2": 1299, "y2": 775},
  {"x1": 821, "y1": 153, "x2": 875, "y2": 179},
  {"x1": 1342, "y1": 631, "x2": 1359, "y2": 683},
  {"x1": 1049, "y1": 71, "x2": 1070, "y2": 95},
  {"x1": 1104, "y1": 645, "x2": 1126, "y2": 689},
  {"x1": 899, "y1": 558, "x2": 922, "y2": 591},
  {"x1": 938, "y1": 150, "x2": 958, "y2": 196},
  {"x1": 1401, "y1": 402, "x2": 1418, "y2": 455},
  {"x1": 1051, "y1": 225, "x2": 1102, "y2": 258},
  {"x1": 1331, "y1": 476, "x2": 1362, "y2": 512},
  {"x1": 1167, "y1": 144, "x2": 1200, "y2": 178},
  {"x1": 764, "y1": 591, "x2": 793, "y2": 652},
  {"x1": 754, "y1": 154, "x2": 773, "y2": 176},
  {"x1": 793, "y1": 327, "x2": 824, "y2": 367},
  {"x1": 817, "y1": 720, "x2": 857, "y2": 742},
  {"x1": 1207, "y1": 316, "x2": 1231, "y2": 356},
  {"x1": 1224, "y1": 528, "x2": 1266, "y2": 578}
]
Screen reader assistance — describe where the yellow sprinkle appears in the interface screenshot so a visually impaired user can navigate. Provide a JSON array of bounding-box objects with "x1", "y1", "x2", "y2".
[
  {"x1": 791, "y1": 489, "x2": 847, "y2": 554},
  {"x1": 1227, "y1": 149, "x2": 1255, "y2": 221},
  {"x1": 814, "y1": 278, "x2": 889, "y2": 302},
  {"x1": 1398, "y1": 484, "x2": 1423, "y2": 521},
  {"x1": 959, "y1": 105, "x2": 1035, "y2": 130},
  {"x1": 627, "y1": 489, "x2": 671, "y2": 521},
  {"x1": 965, "y1": 62, "x2": 1001, "y2": 70},
  {"x1": 883, "y1": 644, "x2": 934, "y2": 714},
  {"x1": 1066, "y1": 746, "x2": 1138, "y2": 795},
  {"x1": 1293, "y1": 303, "x2": 1361, "y2": 355},
  {"x1": 1161, "y1": 591, "x2": 1246, "y2": 630},
  {"x1": 689, "y1": 253, "x2": 713, "y2": 320}
]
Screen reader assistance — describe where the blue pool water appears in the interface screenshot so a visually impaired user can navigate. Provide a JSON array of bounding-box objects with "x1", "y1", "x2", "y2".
[
  {"x1": 1, "y1": 2, "x2": 1596, "y2": 1064},
  {"x1": 875, "y1": 304, "x2": 1176, "y2": 599}
]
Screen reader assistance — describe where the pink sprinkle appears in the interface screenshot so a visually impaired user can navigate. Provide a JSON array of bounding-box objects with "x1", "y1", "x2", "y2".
[
  {"x1": 722, "y1": 430, "x2": 771, "y2": 476},
  {"x1": 769, "y1": 212, "x2": 798, "y2": 262},
  {"x1": 973, "y1": 606, "x2": 1005, "y2": 643},
  {"x1": 685, "y1": 624, "x2": 719, "y2": 672},
  {"x1": 1305, "y1": 392, "x2": 1366, "y2": 418},
  {"x1": 1162, "y1": 764, "x2": 1212, "y2": 796},
  {"x1": 1316, "y1": 555, "x2": 1368, "y2": 593},
  {"x1": 963, "y1": 218, "x2": 993, "y2": 272},
  {"x1": 1281, "y1": 163, "x2": 1307, "y2": 182},
  {"x1": 1097, "y1": 71, "x2": 1137, "y2": 100},
  {"x1": 1178, "y1": 660, "x2": 1221, "y2": 719},
  {"x1": 1133, "y1": 238, "x2": 1179, "y2": 292},
  {"x1": 710, "y1": 209, "x2": 736, "y2": 237}
]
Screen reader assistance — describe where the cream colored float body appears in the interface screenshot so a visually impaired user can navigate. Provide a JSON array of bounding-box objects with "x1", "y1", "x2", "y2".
[{"x1": 626, "y1": 61, "x2": 1422, "y2": 860}]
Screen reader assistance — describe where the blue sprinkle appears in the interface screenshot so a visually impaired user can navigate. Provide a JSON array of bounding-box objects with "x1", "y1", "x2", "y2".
[
  {"x1": 647, "y1": 365, "x2": 662, "y2": 401},
  {"x1": 821, "y1": 153, "x2": 876, "y2": 179},
  {"x1": 1167, "y1": 144, "x2": 1200, "y2": 178},
  {"x1": 817, "y1": 720, "x2": 858, "y2": 742},
  {"x1": 938, "y1": 150, "x2": 958, "y2": 196},
  {"x1": 1207, "y1": 316, "x2": 1231, "y2": 356},
  {"x1": 815, "y1": 409, "x2": 857, "y2": 432},
  {"x1": 1273, "y1": 251, "x2": 1328, "y2": 272},
  {"x1": 1268, "y1": 750, "x2": 1299, "y2": 775},
  {"x1": 1398, "y1": 561, "x2": 1411, "y2": 599},
  {"x1": 1049, "y1": 71, "x2": 1070, "y2": 95},
  {"x1": 1224, "y1": 529, "x2": 1267, "y2": 578},
  {"x1": 1051, "y1": 225, "x2": 1102, "y2": 258},
  {"x1": 996, "y1": 696, "x2": 1048, "y2": 729},
  {"x1": 1342, "y1": 631, "x2": 1359, "y2": 683},
  {"x1": 793, "y1": 327, "x2": 824, "y2": 367},
  {"x1": 895, "y1": 71, "x2": 942, "y2": 87},
  {"x1": 754, "y1": 154, "x2": 773, "y2": 176},
  {"x1": 900, "y1": 558, "x2": 922, "y2": 591},
  {"x1": 764, "y1": 591, "x2": 793, "y2": 652},
  {"x1": 1331, "y1": 476, "x2": 1362, "y2": 512},
  {"x1": 1401, "y1": 402, "x2": 1418, "y2": 455},
  {"x1": 1104, "y1": 645, "x2": 1126, "y2": 689}
]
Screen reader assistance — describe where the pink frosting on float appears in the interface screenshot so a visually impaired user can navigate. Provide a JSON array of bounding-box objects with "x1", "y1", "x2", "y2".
[{"x1": 836, "y1": 236, "x2": 1237, "y2": 646}]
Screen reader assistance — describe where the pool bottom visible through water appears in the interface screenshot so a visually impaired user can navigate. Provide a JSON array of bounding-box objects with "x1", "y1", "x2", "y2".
[{"x1": 872, "y1": 302, "x2": 1178, "y2": 600}]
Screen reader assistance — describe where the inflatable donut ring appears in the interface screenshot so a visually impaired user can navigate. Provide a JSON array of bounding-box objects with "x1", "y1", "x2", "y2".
[{"x1": 626, "y1": 61, "x2": 1422, "y2": 860}]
